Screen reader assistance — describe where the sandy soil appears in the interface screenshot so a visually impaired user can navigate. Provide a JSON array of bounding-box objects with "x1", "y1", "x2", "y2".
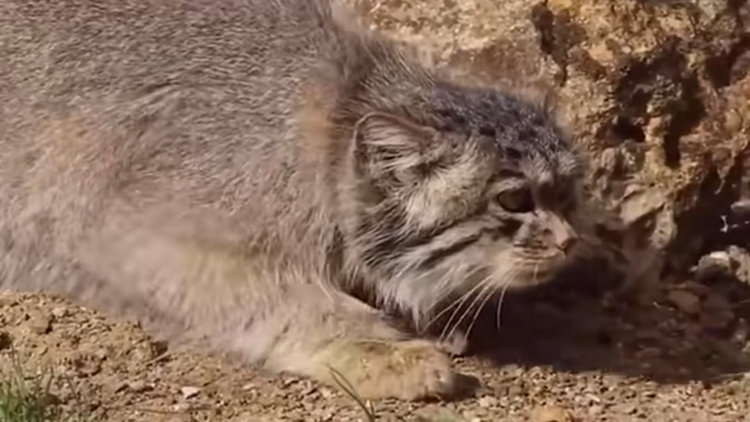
[{"x1": 2, "y1": 267, "x2": 750, "y2": 422}]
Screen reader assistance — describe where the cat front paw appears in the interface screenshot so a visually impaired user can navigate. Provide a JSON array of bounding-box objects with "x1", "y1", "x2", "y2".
[{"x1": 322, "y1": 339, "x2": 469, "y2": 401}]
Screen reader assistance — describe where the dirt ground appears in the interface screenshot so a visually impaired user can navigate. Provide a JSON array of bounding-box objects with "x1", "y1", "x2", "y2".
[{"x1": 3, "y1": 254, "x2": 750, "y2": 422}]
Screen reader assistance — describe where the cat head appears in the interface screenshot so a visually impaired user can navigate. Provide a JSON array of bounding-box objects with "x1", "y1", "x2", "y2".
[
  {"x1": 345, "y1": 82, "x2": 585, "y2": 301},
  {"x1": 316, "y1": 15, "x2": 586, "y2": 326}
]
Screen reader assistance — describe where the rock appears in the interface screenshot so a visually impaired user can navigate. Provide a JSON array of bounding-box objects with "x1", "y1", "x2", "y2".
[
  {"x1": 28, "y1": 314, "x2": 52, "y2": 335},
  {"x1": 704, "y1": 292, "x2": 733, "y2": 312},
  {"x1": 726, "y1": 245, "x2": 750, "y2": 285},
  {"x1": 666, "y1": 289, "x2": 702, "y2": 314},
  {"x1": 477, "y1": 395, "x2": 499, "y2": 407},
  {"x1": 587, "y1": 405, "x2": 604, "y2": 416},
  {"x1": 354, "y1": 0, "x2": 750, "y2": 293},
  {"x1": 700, "y1": 292, "x2": 735, "y2": 330},
  {"x1": 529, "y1": 405, "x2": 576, "y2": 422},
  {"x1": 241, "y1": 383, "x2": 255, "y2": 391},
  {"x1": 180, "y1": 386, "x2": 201, "y2": 399},
  {"x1": 126, "y1": 380, "x2": 153, "y2": 393},
  {"x1": 731, "y1": 199, "x2": 750, "y2": 216},
  {"x1": 693, "y1": 251, "x2": 734, "y2": 281},
  {"x1": 171, "y1": 402, "x2": 191, "y2": 412},
  {"x1": 51, "y1": 307, "x2": 69, "y2": 319}
]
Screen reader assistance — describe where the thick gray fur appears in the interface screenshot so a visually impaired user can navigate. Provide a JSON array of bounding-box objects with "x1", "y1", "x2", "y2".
[{"x1": 0, "y1": 0, "x2": 585, "y2": 400}]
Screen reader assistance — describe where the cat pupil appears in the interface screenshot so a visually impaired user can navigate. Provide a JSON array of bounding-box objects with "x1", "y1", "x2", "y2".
[{"x1": 497, "y1": 188, "x2": 534, "y2": 213}]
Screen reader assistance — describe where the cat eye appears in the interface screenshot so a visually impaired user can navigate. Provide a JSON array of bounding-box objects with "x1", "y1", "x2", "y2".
[{"x1": 495, "y1": 187, "x2": 535, "y2": 213}]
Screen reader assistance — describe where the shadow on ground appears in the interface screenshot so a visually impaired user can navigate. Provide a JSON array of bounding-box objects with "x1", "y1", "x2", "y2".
[{"x1": 464, "y1": 263, "x2": 750, "y2": 387}]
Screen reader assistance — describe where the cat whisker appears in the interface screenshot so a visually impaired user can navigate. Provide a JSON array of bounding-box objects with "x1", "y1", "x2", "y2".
[
  {"x1": 436, "y1": 275, "x2": 493, "y2": 342},
  {"x1": 463, "y1": 281, "x2": 499, "y2": 341},
  {"x1": 440, "y1": 279, "x2": 494, "y2": 344},
  {"x1": 495, "y1": 268, "x2": 518, "y2": 329},
  {"x1": 419, "y1": 266, "x2": 479, "y2": 314},
  {"x1": 427, "y1": 274, "x2": 490, "y2": 334}
]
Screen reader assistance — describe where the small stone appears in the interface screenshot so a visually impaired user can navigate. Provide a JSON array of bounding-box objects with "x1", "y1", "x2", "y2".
[
  {"x1": 725, "y1": 108, "x2": 745, "y2": 134},
  {"x1": 588, "y1": 405, "x2": 604, "y2": 416},
  {"x1": 696, "y1": 0, "x2": 728, "y2": 20},
  {"x1": 704, "y1": 292, "x2": 733, "y2": 312},
  {"x1": 666, "y1": 289, "x2": 701, "y2": 314},
  {"x1": 732, "y1": 318, "x2": 749, "y2": 343},
  {"x1": 127, "y1": 380, "x2": 152, "y2": 393},
  {"x1": 477, "y1": 395, "x2": 499, "y2": 407},
  {"x1": 28, "y1": 314, "x2": 52, "y2": 335},
  {"x1": 180, "y1": 386, "x2": 201, "y2": 399},
  {"x1": 51, "y1": 307, "x2": 69, "y2": 319},
  {"x1": 171, "y1": 403, "x2": 191, "y2": 412},
  {"x1": 241, "y1": 383, "x2": 255, "y2": 391},
  {"x1": 530, "y1": 406, "x2": 576, "y2": 422},
  {"x1": 700, "y1": 295, "x2": 735, "y2": 330},
  {"x1": 694, "y1": 251, "x2": 734, "y2": 281}
]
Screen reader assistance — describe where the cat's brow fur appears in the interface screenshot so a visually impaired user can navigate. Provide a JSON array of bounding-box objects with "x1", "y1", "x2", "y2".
[{"x1": 0, "y1": 0, "x2": 586, "y2": 400}]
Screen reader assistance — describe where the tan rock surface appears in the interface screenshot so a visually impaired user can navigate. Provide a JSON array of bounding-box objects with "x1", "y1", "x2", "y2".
[{"x1": 355, "y1": 0, "x2": 750, "y2": 292}]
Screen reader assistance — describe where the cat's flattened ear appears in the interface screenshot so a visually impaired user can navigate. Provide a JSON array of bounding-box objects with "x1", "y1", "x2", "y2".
[
  {"x1": 353, "y1": 112, "x2": 440, "y2": 181},
  {"x1": 354, "y1": 112, "x2": 436, "y2": 154}
]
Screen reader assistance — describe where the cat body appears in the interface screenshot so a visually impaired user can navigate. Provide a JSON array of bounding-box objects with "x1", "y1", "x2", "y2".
[{"x1": 0, "y1": 0, "x2": 584, "y2": 399}]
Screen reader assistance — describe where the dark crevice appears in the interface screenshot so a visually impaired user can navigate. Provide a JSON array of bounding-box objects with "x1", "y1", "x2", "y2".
[
  {"x1": 664, "y1": 152, "x2": 746, "y2": 277},
  {"x1": 610, "y1": 36, "x2": 704, "y2": 169},
  {"x1": 610, "y1": 116, "x2": 646, "y2": 144},
  {"x1": 727, "y1": 0, "x2": 748, "y2": 11},
  {"x1": 705, "y1": 35, "x2": 750, "y2": 89},
  {"x1": 709, "y1": 151, "x2": 750, "y2": 251},
  {"x1": 662, "y1": 76, "x2": 706, "y2": 168},
  {"x1": 530, "y1": 3, "x2": 556, "y2": 57},
  {"x1": 529, "y1": 1, "x2": 587, "y2": 86}
]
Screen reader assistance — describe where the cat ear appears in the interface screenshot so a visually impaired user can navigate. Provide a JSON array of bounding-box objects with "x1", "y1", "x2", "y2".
[{"x1": 352, "y1": 112, "x2": 442, "y2": 184}]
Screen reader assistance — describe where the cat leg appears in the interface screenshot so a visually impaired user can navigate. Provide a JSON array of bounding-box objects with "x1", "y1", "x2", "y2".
[
  {"x1": 235, "y1": 283, "x2": 464, "y2": 401},
  {"x1": 73, "y1": 228, "x2": 466, "y2": 401}
]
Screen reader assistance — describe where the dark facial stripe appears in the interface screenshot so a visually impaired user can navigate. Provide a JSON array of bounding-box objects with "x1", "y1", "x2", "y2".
[
  {"x1": 486, "y1": 217, "x2": 522, "y2": 240},
  {"x1": 418, "y1": 233, "x2": 483, "y2": 270},
  {"x1": 361, "y1": 219, "x2": 462, "y2": 269},
  {"x1": 359, "y1": 194, "x2": 489, "y2": 263}
]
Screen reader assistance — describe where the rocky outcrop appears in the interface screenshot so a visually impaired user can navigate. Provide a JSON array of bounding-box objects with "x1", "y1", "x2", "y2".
[{"x1": 352, "y1": 0, "x2": 750, "y2": 294}]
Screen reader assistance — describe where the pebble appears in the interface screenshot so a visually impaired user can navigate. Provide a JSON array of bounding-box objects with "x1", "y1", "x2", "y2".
[
  {"x1": 28, "y1": 314, "x2": 52, "y2": 335},
  {"x1": 693, "y1": 251, "x2": 734, "y2": 281},
  {"x1": 588, "y1": 405, "x2": 604, "y2": 416},
  {"x1": 180, "y1": 386, "x2": 201, "y2": 399},
  {"x1": 51, "y1": 307, "x2": 69, "y2": 319},
  {"x1": 529, "y1": 406, "x2": 576, "y2": 422},
  {"x1": 730, "y1": 199, "x2": 750, "y2": 216},
  {"x1": 666, "y1": 289, "x2": 701, "y2": 314},
  {"x1": 704, "y1": 292, "x2": 732, "y2": 312},
  {"x1": 242, "y1": 383, "x2": 255, "y2": 391},
  {"x1": 477, "y1": 395, "x2": 499, "y2": 407},
  {"x1": 127, "y1": 380, "x2": 152, "y2": 393},
  {"x1": 171, "y1": 403, "x2": 191, "y2": 412}
]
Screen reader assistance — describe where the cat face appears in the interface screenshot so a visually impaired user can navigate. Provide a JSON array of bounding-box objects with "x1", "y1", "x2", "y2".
[{"x1": 347, "y1": 88, "x2": 585, "y2": 320}]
